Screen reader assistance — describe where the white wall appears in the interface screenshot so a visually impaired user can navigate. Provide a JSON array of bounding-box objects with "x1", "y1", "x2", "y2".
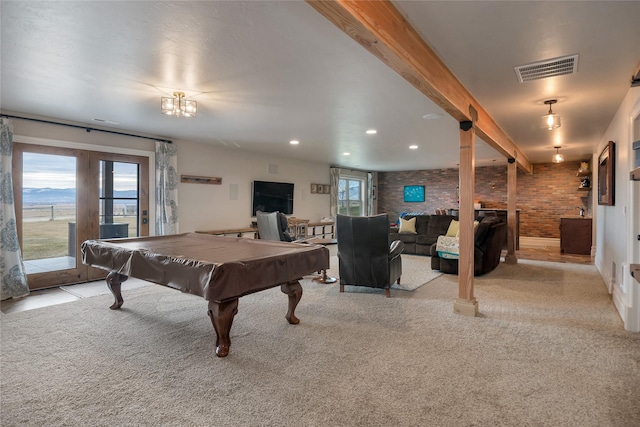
[
  {"x1": 7, "y1": 113, "x2": 333, "y2": 235},
  {"x1": 175, "y1": 139, "x2": 331, "y2": 232},
  {"x1": 594, "y1": 86, "x2": 640, "y2": 331}
]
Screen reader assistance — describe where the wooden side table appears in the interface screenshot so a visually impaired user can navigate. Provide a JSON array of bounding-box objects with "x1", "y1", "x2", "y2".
[
  {"x1": 307, "y1": 221, "x2": 335, "y2": 238},
  {"x1": 287, "y1": 218, "x2": 309, "y2": 240},
  {"x1": 196, "y1": 227, "x2": 258, "y2": 238}
]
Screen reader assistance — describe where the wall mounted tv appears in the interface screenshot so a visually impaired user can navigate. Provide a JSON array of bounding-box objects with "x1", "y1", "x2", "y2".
[{"x1": 252, "y1": 180, "x2": 294, "y2": 216}]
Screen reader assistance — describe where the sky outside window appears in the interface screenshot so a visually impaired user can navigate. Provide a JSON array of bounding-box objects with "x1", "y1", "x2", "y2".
[{"x1": 23, "y1": 153, "x2": 137, "y2": 190}]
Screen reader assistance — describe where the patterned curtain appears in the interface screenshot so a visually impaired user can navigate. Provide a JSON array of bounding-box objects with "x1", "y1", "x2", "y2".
[
  {"x1": 329, "y1": 167, "x2": 339, "y2": 220},
  {"x1": 155, "y1": 141, "x2": 179, "y2": 235},
  {"x1": 1, "y1": 119, "x2": 29, "y2": 300}
]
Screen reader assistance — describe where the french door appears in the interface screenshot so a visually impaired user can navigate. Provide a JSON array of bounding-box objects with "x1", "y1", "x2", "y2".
[{"x1": 13, "y1": 143, "x2": 149, "y2": 289}]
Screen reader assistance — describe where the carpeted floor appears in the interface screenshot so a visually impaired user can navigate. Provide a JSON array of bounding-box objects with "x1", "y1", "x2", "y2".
[{"x1": 2, "y1": 258, "x2": 639, "y2": 426}]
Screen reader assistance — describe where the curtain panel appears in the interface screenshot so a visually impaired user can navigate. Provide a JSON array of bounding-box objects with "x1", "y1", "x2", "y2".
[
  {"x1": 0, "y1": 119, "x2": 29, "y2": 300},
  {"x1": 329, "y1": 167, "x2": 339, "y2": 220},
  {"x1": 155, "y1": 141, "x2": 179, "y2": 235}
]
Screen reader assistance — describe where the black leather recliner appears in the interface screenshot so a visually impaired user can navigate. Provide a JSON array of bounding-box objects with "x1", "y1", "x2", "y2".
[
  {"x1": 430, "y1": 216, "x2": 507, "y2": 276},
  {"x1": 336, "y1": 214, "x2": 404, "y2": 298}
]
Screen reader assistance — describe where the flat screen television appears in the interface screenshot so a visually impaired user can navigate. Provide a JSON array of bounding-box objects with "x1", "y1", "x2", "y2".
[{"x1": 252, "y1": 180, "x2": 294, "y2": 216}]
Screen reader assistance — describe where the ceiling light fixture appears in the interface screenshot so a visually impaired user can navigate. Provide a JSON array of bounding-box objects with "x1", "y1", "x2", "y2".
[
  {"x1": 161, "y1": 92, "x2": 197, "y2": 117},
  {"x1": 541, "y1": 99, "x2": 561, "y2": 130},
  {"x1": 553, "y1": 146, "x2": 565, "y2": 163},
  {"x1": 366, "y1": 129, "x2": 377, "y2": 134},
  {"x1": 289, "y1": 140, "x2": 299, "y2": 145},
  {"x1": 409, "y1": 145, "x2": 418, "y2": 150}
]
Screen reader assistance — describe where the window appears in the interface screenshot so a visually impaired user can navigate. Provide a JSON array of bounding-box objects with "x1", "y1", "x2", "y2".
[{"x1": 338, "y1": 177, "x2": 364, "y2": 216}]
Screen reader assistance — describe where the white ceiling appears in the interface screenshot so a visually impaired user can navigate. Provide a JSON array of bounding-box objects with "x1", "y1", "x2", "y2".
[{"x1": 1, "y1": 1, "x2": 639, "y2": 171}]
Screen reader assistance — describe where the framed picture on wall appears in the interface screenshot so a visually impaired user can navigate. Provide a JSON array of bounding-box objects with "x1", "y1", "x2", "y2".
[
  {"x1": 403, "y1": 185, "x2": 425, "y2": 202},
  {"x1": 598, "y1": 140, "x2": 615, "y2": 206}
]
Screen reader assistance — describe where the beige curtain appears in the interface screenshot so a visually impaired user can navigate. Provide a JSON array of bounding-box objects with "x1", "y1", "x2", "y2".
[
  {"x1": 329, "y1": 167, "x2": 339, "y2": 220},
  {"x1": 155, "y1": 141, "x2": 179, "y2": 235}
]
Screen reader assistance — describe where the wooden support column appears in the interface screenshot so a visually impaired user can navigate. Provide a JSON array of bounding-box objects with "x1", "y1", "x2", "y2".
[
  {"x1": 505, "y1": 159, "x2": 518, "y2": 264},
  {"x1": 454, "y1": 120, "x2": 478, "y2": 317}
]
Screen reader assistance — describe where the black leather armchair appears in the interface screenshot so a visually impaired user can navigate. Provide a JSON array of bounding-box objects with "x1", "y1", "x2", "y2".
[{"x1": 336, "y1": 214, "x2": 404, "y2": 297}]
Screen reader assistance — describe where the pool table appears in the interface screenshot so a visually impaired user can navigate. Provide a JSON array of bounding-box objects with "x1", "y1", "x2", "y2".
[{"x1": 81, "y1": 233, "x2": 330, "y2": 357}]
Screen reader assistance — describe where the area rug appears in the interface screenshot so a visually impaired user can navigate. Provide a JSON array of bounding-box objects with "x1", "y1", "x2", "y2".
[{"x1": 318, "y1": 253, "x2": 441, "y2": 292}]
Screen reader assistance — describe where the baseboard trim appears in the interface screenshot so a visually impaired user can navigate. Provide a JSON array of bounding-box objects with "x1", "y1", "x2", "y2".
[{"x1": 519, "y1": 237, "x2": 560, "y2": 248}]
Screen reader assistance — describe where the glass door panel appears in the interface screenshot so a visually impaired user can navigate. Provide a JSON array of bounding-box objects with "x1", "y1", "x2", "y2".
[
  {"x1": 99, "y1": 160, "x2": 140, "y2": 239},
  {"x1": 21, "y1": 152, "x2": 77, "y2": 273}
]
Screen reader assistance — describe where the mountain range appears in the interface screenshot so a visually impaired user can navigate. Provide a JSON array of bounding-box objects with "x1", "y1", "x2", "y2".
[{"x1": 23, "y1": 188, "x2": 137, "y2": 205}]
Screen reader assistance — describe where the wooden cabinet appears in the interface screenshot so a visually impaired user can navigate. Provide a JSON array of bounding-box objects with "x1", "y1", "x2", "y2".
[{"x1": 560, "y1": 218, "x2": 592, "y2": 255}]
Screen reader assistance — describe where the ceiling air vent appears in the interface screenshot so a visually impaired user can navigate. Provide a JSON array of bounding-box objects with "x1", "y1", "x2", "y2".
[{"x1": 514, "y1": 54, "x2": 579, "y2": 83}]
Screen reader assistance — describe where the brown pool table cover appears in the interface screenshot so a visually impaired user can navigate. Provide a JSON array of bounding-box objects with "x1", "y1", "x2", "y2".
[{"x1": 81, "y1": 233, "x2": 330, "y2": 302}]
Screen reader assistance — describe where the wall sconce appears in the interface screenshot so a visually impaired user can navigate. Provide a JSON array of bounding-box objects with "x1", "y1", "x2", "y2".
[
  {"x1": 553, "y1": 146, "x2": 565, "y2": 163},
  {"x1": 541, "y1": 99, "x2": 561, "y2": 130},
  {"x1": 161, "y1": 92, "x2": 197, "y2": 117}
]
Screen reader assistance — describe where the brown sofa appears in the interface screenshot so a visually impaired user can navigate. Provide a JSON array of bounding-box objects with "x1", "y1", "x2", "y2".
[
  {"x1": 388, "y1": 214, "x2": 457, "y2": 256},
  {"x1": 430, "y1": 216, "x2": 506, "y2": 276}
]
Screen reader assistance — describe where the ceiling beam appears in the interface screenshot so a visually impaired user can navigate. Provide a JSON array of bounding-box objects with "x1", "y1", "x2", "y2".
[{"x1": 306, "y1": 0, "x2": 533, "y2": 173}]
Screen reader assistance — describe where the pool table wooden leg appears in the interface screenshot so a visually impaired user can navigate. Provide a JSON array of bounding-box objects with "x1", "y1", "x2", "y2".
[
  {"x1": 106, "y1": 272, "x2": 128, "y2": 310},
  {"x1": 280, "y1": 280, "x2": 303, "y2": 325},
  {"x1": 207, "y1": 299, "x2": 239, "y2": 358}
]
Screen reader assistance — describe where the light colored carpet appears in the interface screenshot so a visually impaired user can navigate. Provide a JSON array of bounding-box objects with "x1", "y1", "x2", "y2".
[
  {"x1": 60, "y1": 278, "x2": 152, "y2": 298},
  {"x1": 2, "y1": 259, "x2": 639, "y2": 426}
]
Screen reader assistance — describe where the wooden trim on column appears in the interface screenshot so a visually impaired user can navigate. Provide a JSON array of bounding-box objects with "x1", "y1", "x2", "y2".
[
  {"x1": 454, "y1": 121, "x2": 478, "y2": 317},
  {"x1": 505, "y1": 160, "x2": 518, "y2": 264},
  {"x1": 306, "y1": 0, "x2": 532, "y2": 173}
]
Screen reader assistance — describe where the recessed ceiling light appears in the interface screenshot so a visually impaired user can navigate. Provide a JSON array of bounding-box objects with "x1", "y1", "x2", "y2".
[
  {"x1": 343, "y1": 152, "x2": 351, "y2": 156},
  {"x1": 366, "y1": 129, "x2": 377, "y2": 134},
  {"x1": 422, "y1": 113, "x2": 443, "y2": 120},
  {"x1": 409, "y1": 145, "x2": 418, "y2": 149},
  {"x1": 289, "y1": 140, "x2": 299, "y2": 145}
]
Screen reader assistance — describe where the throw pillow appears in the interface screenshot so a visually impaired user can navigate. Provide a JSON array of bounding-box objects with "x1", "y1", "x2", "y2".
[
  {"x1": 398, "y1": 217, "x2": 417, "y2": 234},
  {"x1": 445, "y1": 220, "x2": 459, "y2": 237}
]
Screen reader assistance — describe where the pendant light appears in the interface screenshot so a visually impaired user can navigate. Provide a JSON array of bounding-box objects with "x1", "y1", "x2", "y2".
[
  {"x1": 541, "y1": 99, "x2": 561, "y2": 130},
  {"x1": 552, "y1": 146, "x2": 564, "y2": 163}
]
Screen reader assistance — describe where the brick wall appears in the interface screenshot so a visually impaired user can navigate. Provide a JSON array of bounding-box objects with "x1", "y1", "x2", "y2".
[{"x1": 378, "y1": 161, "x2": 592, "y2": 239}]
